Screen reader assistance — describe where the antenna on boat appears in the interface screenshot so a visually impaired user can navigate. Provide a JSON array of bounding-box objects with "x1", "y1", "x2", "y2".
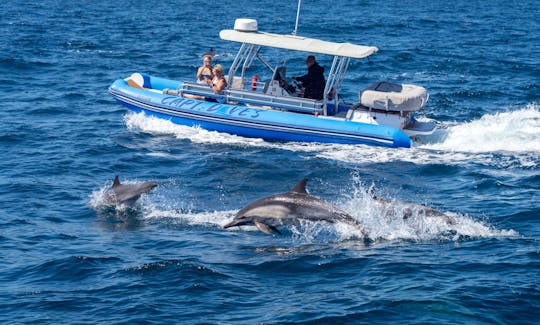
[{"x1": 292, "y1": 0, "x2": 302, "y2": 36}]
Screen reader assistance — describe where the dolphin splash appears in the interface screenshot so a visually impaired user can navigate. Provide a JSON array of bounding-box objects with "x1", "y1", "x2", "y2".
[
  {"x1": 103, "y1": 176, "x2": 158, "y2": 207},
  {"x1": 224, "y1": 178, "x2": 367, "y2": 236},
  {"x1": 367, "y1": 188, "x2": 456, "y2": 226}
]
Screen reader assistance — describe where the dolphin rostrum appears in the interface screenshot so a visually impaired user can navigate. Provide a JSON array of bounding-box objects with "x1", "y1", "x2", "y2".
[
  {"x1": 224, "y1": 178, "x2": 367, "y2": 236},
  {"x1": 103, "y1": 176, "x2": 158, "y2": 207}
]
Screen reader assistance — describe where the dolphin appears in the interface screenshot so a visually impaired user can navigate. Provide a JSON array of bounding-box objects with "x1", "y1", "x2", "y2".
[
  {"x1": 224, "y1": 178, "x2": 367, "y2": 236},
  {"x1": 368, "y1": 190, "x2": 456, "y2": 225},
  {"x1": 401, "y1": 203, "x2": 456, "y2": 225},
  {"x1": 103, "y1": 176, "x2": 158, "y2": 207}
]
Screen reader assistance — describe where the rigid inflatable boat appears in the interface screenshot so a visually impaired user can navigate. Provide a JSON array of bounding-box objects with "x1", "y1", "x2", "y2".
[{"x1": 109, "y1": 19, "x2": 435, "y2": 148}]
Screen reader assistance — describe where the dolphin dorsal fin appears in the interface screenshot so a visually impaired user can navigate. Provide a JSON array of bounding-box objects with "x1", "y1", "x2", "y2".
[
  {"x1": 112, "y1": 175, "x2": 121, "y2": 188},
  {"x1": 290, "y1": 178, "x2": 308, "y2": 194}
]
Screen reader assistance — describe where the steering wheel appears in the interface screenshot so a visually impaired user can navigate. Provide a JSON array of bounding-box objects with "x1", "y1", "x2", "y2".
[{"x1": 289, "y1": 78, "x2": 304, "y2": 95}]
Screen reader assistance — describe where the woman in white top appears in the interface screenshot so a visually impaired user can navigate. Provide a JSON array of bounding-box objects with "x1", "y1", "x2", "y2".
[{"x1": 210, "y1": 64, "x2": 227, "y2": 94}]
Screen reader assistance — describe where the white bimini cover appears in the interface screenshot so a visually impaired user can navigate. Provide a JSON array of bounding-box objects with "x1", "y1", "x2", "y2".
[
  {"x1": 219, "y1": 29, "x2": 378, "y2": 59},
  {"x1": 360, "y1": 82, "x2": 428, "y2": 112}
]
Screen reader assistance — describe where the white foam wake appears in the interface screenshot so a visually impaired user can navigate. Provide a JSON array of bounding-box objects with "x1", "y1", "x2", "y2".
[
  {"x1": 123, "y1": 104, "x2": 539, "y2": 168},
  {"x1": 89, "y1": 186, "x2": 110, "y2": 209},
  {"x1": 421, "y1": 104, "x2": 540, "y2": 153},
  {"x1": 338, "y1": 191, "x2": 518, "y2": 242},
  {"x1": 143, "y1": 208, "x2": 236, "y2": 228},
  {"x1": 123, "y1": 112, "x2": 268, "y2": 147}
]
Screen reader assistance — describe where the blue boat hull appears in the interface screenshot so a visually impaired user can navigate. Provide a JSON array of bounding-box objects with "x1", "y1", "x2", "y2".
[{"x1": 108, "y1": 74, "x2": 412, "y2": 148}]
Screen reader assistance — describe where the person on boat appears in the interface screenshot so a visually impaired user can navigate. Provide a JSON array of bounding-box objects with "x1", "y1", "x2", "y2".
[
  {"x1": 197, "y1": 54, "x2": 214, "y2": 84},
  {"x1": 210, "y1": 64, "x2": 227, "y2": 94},
  {"x1": 183, "y1": 64, "x2": 228, "y2": 102},
  {"x1": 293, "y1": 55, "x2": 326, "y2": 100}
]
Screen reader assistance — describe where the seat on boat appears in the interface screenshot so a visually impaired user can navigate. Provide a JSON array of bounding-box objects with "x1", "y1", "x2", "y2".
[
  {"x1": 125, "y1": 73, "x2": 164, "y2": 94},
  {"x1": 360, "y1": 81, "x2": 428, "y2": 112},
  {"x1": 125, "y1": 73, "x2": 149, "y2": 89},
  {"x1": 230, "y1": 76, "x2": 244, "y2": 90}
]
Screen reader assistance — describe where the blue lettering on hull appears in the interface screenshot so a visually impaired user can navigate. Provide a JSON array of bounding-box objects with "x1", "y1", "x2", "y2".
[{"x1": 161, "y1": 97, "x2": 262, "y2": 119}]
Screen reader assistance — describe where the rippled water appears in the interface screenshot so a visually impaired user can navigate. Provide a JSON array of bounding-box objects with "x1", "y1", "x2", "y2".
[{"x1": 1, "y1": 0, "x2": 539, "y2": 323}]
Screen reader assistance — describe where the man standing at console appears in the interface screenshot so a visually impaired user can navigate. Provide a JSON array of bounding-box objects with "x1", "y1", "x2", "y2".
[{"x1": 293, "y1": 55, "x2": 326, "y2": 100}]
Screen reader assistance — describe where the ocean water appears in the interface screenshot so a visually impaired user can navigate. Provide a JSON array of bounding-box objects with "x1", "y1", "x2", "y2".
[{"x1": 1, "y1": 0, "x2": 539, "y2": 323}]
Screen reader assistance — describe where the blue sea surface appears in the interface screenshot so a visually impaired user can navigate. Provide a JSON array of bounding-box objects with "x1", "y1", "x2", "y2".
[{"x1": 1, "y1": 0, "x2": 539, "y2": 323}]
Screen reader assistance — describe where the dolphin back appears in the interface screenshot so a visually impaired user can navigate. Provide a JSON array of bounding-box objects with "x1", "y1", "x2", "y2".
[{"x1": 105, "y1": 176, "x2": 158, "y2": 207}]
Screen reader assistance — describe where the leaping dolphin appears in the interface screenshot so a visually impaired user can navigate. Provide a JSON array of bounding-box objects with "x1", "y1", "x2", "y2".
[
  {"x1": 103, "y1": 176, "x2": 158, "y2": 207},
  {"x1": 224, "y1": 178, "x2": 367, "y2": 236}
]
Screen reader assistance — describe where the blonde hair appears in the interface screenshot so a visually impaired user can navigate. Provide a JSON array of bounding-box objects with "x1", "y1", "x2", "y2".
[{"x1": 213, "y1": 64, "x2": 224, "y2": 75}]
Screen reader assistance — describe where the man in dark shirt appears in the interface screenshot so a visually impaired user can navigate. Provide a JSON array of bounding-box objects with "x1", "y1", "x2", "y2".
[{"x1": 293, "y1": 55, "x2": 326, "y2": 100}]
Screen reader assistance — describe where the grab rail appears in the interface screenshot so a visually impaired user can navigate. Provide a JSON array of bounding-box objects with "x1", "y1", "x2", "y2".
[{"x1": 179, "y1": 81, "x2": 323, "y2": 114}]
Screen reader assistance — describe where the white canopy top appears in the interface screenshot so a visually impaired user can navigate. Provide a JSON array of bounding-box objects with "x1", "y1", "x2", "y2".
[{"x1": 219, "y1": 29, "x2": 378, "y2": 59}]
